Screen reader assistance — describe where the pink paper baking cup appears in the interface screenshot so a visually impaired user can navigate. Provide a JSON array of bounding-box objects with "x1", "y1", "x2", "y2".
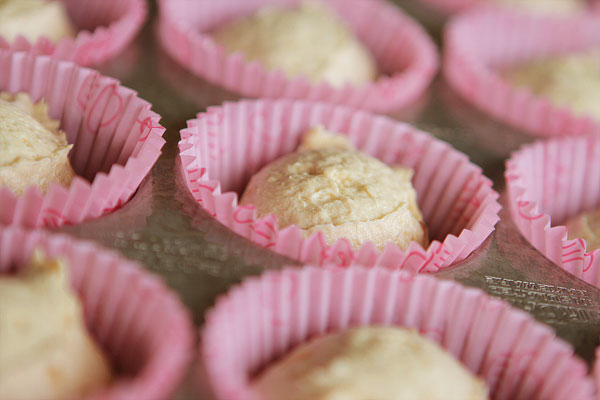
[
  {"x1": 0, "y1": 0, "x2": 146, "y2": 67},
  {"x1": 0, "y1": 226, "x2": 194, "y2": 400},
  {"x1": 178, "y1": 99, "x2": 501, "y2": 271},
  {"x1": 506, "y1": 136, "x2": 600, "y2": 288},
  {"x1": 201, "y1": 265, "x2": 594, "y2": 400},
  {"x1": 0, "y1": 48, "x2": 166, "y2": 229},
  {"x1": 444, "y1": 8, "x2": 600, "y2": 138},
  {"x1": 156, "y1": 0, "x2": 438, "y2": 114}
]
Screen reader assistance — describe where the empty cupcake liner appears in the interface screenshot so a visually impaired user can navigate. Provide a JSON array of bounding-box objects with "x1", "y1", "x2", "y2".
[
  {"x1": 201, "y1": 265, "x2": 593, "y2": 400},
  {"x1": 156, "y1": 0, "x2": 438, "y2": 114},
  {"x1": 444, "y1": 8, "x2": 600, "y2": 138},
  {"x1": 506, "y1": 136, "x2": 600, "y2": 288},
  {"x1": 178, "y1": 99, "x2": 501, "y2": 271},
  {"x1": 0, "y1": 226, "x2": 194, "y2": 400},
  {"x1": 0, "y1": 48, "x2": 166, "y2": 228},
  {"x1": 0, "y1": 0, "x2": 147, "y2": 67}
]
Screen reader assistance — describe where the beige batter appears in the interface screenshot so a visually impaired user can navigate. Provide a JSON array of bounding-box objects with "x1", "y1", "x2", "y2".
[
  {"x1": 0, "y1": 92, "x2": 75, "y2": 196},
  {"x1": 0, "y1": 251, "x2": 112, "y2": 400},
  {"x1": 240, "y1": 127, "x2": 428, "y2": 251},
  {"x1": 213, "y1": 1, "x2": 377, "y2": 88},
  {"x1": 487, "y1": 0, "x2": 585, "y2": 14},
  {"x1": 565, "y1": 209, "x2": 600, "y2": 252},
  {"x1": 252, "y1": 326, "x2": 489, "y2": 400},
  {"x1": 0, "y1": 0, "x2": 75, "y2": 44},
  {"x1": 503, "y1": 52, "x2": 600, "y2": 121}
]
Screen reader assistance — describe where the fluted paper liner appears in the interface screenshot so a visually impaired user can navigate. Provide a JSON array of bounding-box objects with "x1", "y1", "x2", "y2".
[
  {"x1": 444, "y1": 9, "x2": 600, "y2": 137},
  {"x1": 506, "y1": 136, "x2": 600, "y2": 288},
  {"x1": 0, "y1": 0, "x2": 146, "y2": 67},
  {"x1": 0, "y1": 226, "x2": 194, "y2": 400},
  {"x1": 201, "y1": 265, "x2": 594, "y2": 400},
  {"x1": 0, "y1": 48, "x2": 166, "y2": 228},
  {"x1": 157, "y1": 0, "x2": 438, "y2": 113},
  {"x1": 179, "y1": 99, "x2": 501, "y2": 271}
]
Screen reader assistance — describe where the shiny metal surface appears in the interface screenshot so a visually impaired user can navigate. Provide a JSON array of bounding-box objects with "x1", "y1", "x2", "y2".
[{"x1": 53, "y1": 2, "x2": 600, "y2": 398}]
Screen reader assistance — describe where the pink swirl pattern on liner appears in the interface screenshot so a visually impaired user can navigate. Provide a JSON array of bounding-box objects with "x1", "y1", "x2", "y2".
[
  {"x1": 517, "y1": 201, "x2": 545, "y2": 221},
  {"x1": 444, "y1": 8, "x2": 600, "y2": 138},
  {"x1": 0, "y1": 227, "x2": 194, "y2": 400},
  {"x1": 84, "y1": 83, "x2": 124, "y2": 134},
  {"x1": 0, "y1": 48, "x2": 166, "y2": 228},
  {"x1": 178, "y1": 99, "x2": 501, "y2": 271},
  {"x1": 157, "y1": 0, "x2": 438, "y2": 113},
  {"x1": 42, "y1": 209, "x2": 69, "y2": 229},
  {"x1": 506, "y1": 136, "x2": 600, "y2": 287},
  {"x1": 0, "y1": 0, "x2": 147, "y2": 67},
  {"x1": 233, "y1": 205, "x2": 256, "y2": 225},
  {"x1": 252, "y1": 217, "x2": 278, "y2": 248},
  {"x1": 201, "y1": 265, "x2": 593, "y2": 400},
  {"x1": 137, "y1": 116, "x2": 163, "y2": 143}
]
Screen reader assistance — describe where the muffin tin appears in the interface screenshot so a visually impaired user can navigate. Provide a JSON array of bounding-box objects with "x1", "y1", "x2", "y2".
[{"x1": 5, "y1": 0, "x2": 598, "y2": 398}]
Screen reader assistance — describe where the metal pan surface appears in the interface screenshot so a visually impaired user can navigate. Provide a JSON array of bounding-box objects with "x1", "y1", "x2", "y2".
[{"x1": 51, "y1": 1, "x2": 600, "y2": 397}]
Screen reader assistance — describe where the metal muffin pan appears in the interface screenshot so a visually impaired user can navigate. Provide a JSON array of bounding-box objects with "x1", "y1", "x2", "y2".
[{"x1": 44, "y1": 1, "x2": 600, "y2": 398}]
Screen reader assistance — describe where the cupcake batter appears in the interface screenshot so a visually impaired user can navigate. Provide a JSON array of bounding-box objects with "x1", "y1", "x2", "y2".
[
  {"x1": 0, "y1": 92, "x2": 75, "y2": 196},
  {"x1": 252, "y1": 326, "x2": 489, "y2": 400},
  {"x1": 213, "y1": 1, "x2": 377, "y2": 88},
  {"x1": 565, "y1": 209, "x2": 600, "y2": 252},
  {"x1": 0, "y1": 251, "x2": 112, "y2": 400},
  {"x1": 502, "y1": 52, "x2": 600, "y2": 121},
  {"x1": 240, "y1": 126, "x2": 428, "y2": 251},
  {"x1": 0, "y1": 0, "x2": 75, "y2": 43}
]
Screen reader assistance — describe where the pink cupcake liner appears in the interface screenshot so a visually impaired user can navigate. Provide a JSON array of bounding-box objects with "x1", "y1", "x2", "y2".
[
  {"x1": 0, "y1": 226, "x2": 194, "y2": 400},
  {"x1": 201, "y1": 265, "x2": 594, "y2": 400},
  {"x1": 0, "y1": 48, "x2": 166, "y2": 229},
  {"x1": 178, "y1": 99, "x2": 501, "y2": 271},
  {"x1": 444, "y1": 8, "x2": 600, "y2": 138},
  {"x1": 157, "y1": 0, "x2": 438, "y2": 114},
  {"x1": 506, "y1": 136, "x2": 600, "y2": 288},
  {"x1": 0, "y1": 0, "x2": 147, "y2": 67}
]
